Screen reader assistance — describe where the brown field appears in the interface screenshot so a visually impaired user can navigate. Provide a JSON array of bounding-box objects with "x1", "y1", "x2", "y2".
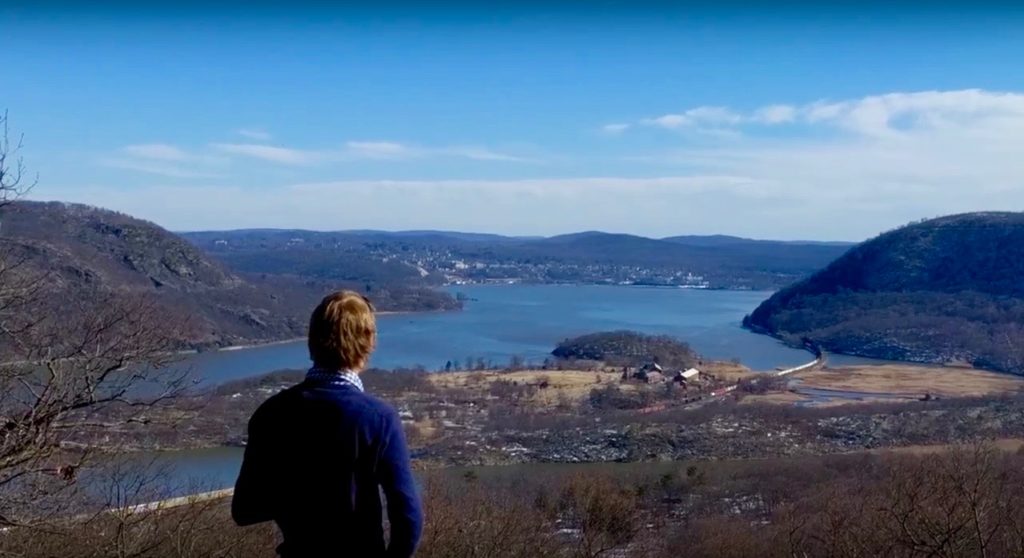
[
  {"x1": 740, "y1": 391, "x2": 917, "y2": 407},
  {"x1": 426, "y1": 361, "x2": 754, "y2": 407},
  {"x1": 868, "y1": 437, "x2": 1024, "y2": 455},
  {"x1": 421, "y1": 361, "x2": 1021, "y2": 410},
  {"x1": 798, "y1": 363, "x2": 1024, "y2": 398},
  {"x1": 701, "y1": 361, "x2": 756, "y2": 383},
  {"x1": 427, "y1": 369, "x2": 627, "y2": 405},
  {"x1": 739, "y1": 391, "x2": 810, "y2": 406}
]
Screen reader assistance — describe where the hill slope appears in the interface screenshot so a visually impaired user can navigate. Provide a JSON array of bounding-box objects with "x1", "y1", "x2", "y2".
[
  {"x1": 745, "y1": 212, "x2": 1024, "y2": 373},
  {"x1": 0, "y1": 202, "x2": 456, "y2": 348},
  {"x1": 0, "y1": 201, "x2": 322, "y2": 347}
]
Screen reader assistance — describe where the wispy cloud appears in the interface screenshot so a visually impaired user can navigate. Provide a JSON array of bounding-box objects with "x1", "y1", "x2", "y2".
[
  {"x1": 121, "y1": 143, "x2": 190, "y2": 162},
  {"x1": 608, "y1": 89, "x2": 1024, "y2": 237},
  {"x1": 99, "y1": 158, "x2": 223, "y2": 179},
  {"x1": 100, "y1": 143, "x2": 224, "y2": 178},
  {"x1": 640, "y1": 106, "x2": 743, "y2": 130},
  {"x1": 105, "y1": 135, "x2": 535, "y2": 174},
  {"x1": 438, "y1": 146, "x2": 532, "y2": 162},
  {"x1": 623, "y1": 89, "x2": 1024, "y2": 137},
  {"x1": 237, "y1": 128, "x2": 272, "y2": 142},
  {"x1": 799, "y1": 89, "x2": 1024, "y2": 138},
  {"x1": 209, "y1": 140, "x2": 533, "y2": 165},
  {"x1": 50, "y1": 176, "x2": 766, "y2": 237},
  {"x1": 210, "y1": 142, "x2": 321, "y2": 165},
  {"x1": 82, "y1": 89, "x2": 1024, "y2": 241},
  {"x1": 602, "y1": 123, "x2": 630, "y2": 135},
  {"x1": 343, "y1": 141, "x2": 415, "y2": 160},
  {"x1": 751, "y1": 104, "x2": 797, "y2": 124}
]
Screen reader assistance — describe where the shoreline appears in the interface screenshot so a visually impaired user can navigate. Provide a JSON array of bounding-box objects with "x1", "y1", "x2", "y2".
[
  {"x1": 198, "y1": 311, "x2": 420, "y2": 354},
  {"x1": 443, "y1": 281, "x2": 771, "y2": 292},
  {"x1": 216, "y1": 337, "x2": 305, "y2": 352}
]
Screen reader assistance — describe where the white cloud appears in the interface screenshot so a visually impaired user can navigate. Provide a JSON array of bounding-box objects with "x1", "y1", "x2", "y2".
[
  {"x1": 642, "y1": 106, "x2": 743, "y2": 129},
  {"x1": 101, "y1": 143, "x2": 223, "y2": 178},
  {"x1": 237, "y1": 128, "x2": 272, "y2": 142},
  {"x1": 79, "y1": 89, "x2": 1024, "y2": 240},
  {"x1": 209, "y1": 140, "x2": 531, "y2": 165},
  {"x1": 106, "y1": 135, "x2": 533, "y2": 173},
  {"x1": 45, "y1": 176, "x2": 771, "y2": 237},
  {"x1": 343, "y1": 141, "x2": 416, "y2": 160},
  {"x1": 616, "y1": 89, "x2": 1024, "y2": 238},
  {"x1": 800, "y1": 89, "x2": 1024, "y2": 137},
  {"x1": 438, "y1": 146, "x2": 532, "y2": 162},
  {"x1": 342, "y1": 141, "x2": 532, "y2": 162},
  {"x1": 644, "y1": 114, "x2": 689, "y2": 128},
  {"x1": 121, "y1": 143, "x2": 190, "y2": 162},
  {"x1": 630, "y1": 89, "x2": 1024, "y2": 137},
  {"x1": 602, "y1": 123, "x2": 630, "y2": 134},
  {"x1": 98, "y1": 158, "x2": 224, "y2": 179},
  {"x1": 210, "y1": 143, "x2": 322, "y2": 165},
  {"x1": 751, "y1": 104, "x2": 797, "y2": 124}
]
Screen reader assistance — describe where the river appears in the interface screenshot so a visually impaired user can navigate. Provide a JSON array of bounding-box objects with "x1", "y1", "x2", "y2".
[
  {"x1": 181, "y1": 284, "x2": 809, "y2": 385},
  {"x1": 139, "y1": 285, "x2": 815, "y2": 492}
]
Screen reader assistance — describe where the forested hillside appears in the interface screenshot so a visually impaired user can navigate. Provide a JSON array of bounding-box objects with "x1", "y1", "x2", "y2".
[{"x1": 746, "y1": 212, "x2": 1024, "y2": 373}]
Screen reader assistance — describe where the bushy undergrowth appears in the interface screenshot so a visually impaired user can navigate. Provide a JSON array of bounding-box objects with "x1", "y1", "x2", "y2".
[{"x1": 4, "y1": 444, "x2": 1024, "y2": 557}]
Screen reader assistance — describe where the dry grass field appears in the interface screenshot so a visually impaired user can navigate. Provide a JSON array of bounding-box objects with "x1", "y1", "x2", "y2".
[
  {"x1": 426, "y1": 361, "x2": 756, "y2": 407},
  {"x1": 427, "y1": 369, "x2": 627, "y2": 406},
  {"x1": 798, "y1": 363, "x2": 1024, "y2": 398}
]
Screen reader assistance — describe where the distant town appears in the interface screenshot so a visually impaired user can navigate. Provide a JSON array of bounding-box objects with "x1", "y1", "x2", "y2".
[{"x1": 188, "y1": 228, "x2": 848, "y2": 290}]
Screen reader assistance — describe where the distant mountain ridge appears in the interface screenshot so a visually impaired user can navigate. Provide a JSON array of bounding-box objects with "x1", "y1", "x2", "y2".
[
  {"x1": 662, "y1": 234, "x2": 854, "y2": 247},
  {"x1": 745, "y1": 212, "x2": 1024, "y2": 374},
  {"x1": 185, "y1": 227, "x2": 852, "y2": 246},
  {"x1": 184, "y1": 228, "x2": 852, "y2": 289}
]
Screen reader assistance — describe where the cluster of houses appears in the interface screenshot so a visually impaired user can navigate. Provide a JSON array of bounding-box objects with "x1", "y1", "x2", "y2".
[{"x1": 622, "y1": 363, "x2": 704, "y2": 388}]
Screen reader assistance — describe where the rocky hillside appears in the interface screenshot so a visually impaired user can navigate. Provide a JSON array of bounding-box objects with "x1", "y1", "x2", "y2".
[
  {"x1": 0, "y1": 201, "x2": 320, "y2": 347},
  {"x1": 745, "y1": 212, "x2": 1024, "y2": 373},
  {"x1": 0, "y1": 202, "x2": 456, "y2": 348},
  {"x1": 3, "y1": 201, "x2": 241, "y2": 291}
]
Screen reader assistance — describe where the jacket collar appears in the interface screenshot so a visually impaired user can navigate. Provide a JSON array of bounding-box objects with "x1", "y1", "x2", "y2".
[{"x1": 305, "y1": 368, "x2": 364, "y2": 392}]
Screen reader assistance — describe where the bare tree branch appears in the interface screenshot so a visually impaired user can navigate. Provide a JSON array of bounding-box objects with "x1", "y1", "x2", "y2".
[{"x1": 0, "y1": 110, "x2": 37, "y2": 209}]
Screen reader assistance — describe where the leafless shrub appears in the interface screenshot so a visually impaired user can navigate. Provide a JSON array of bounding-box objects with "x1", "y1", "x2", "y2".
[
  {"x1": 487, "y1": 380, "x2": 537, "y2": 401},
  {"x1": 0, "y1": 458, "x2": 277, "y2": 557},
  {"x1": 417, "y1": 474, "x2": 562, "y2": 558},
  {"x1": 362, "y1": 367, "x2": 436, "y2": 397},
  {"x1": 0, "y1": 117, "x2": 188, "y2": 528},
  {"x1": 551, "y1": 474, "x2": 643, "y2": 558}
]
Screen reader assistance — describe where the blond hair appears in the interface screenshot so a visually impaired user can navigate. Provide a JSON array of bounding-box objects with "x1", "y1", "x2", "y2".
[{"x1": 308, "y1": 290, "x2": 377, "y2": 371}]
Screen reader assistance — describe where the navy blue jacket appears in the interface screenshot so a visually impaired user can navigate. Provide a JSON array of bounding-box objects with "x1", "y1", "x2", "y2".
[{"x1": 232, "y1": 377, "x2": 423, "y2": 557}]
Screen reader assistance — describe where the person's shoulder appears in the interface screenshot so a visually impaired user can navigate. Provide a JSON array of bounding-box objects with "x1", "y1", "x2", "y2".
[
  {"x1": 360, "y1": 391, "x2": 400, "y2": 419},
  {"x1": 249, "y1": 383, "x2": 306, "y2": 423},
  {"x1": 319, "y1": 385, "x2": 395, "y2": 419},
  {"x1": 358, "y1": 393, "x2": 404, "y2": 440}
]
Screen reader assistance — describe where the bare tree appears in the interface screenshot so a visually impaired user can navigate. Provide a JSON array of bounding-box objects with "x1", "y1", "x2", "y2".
[
  {"x1": 0, "y1": 110, "x2": 37, "y2": 209},
  {"x1": 0, "y1": 114, "x2": 187, "y2": 527}
]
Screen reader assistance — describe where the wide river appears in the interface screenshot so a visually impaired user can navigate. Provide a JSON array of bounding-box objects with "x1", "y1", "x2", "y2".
[
  {"x1": 184, "y1": 284, "x2": 810, "y2": 386},
  {"x1": 139, "y1": 285, "x2": 815, "y2": 493}
]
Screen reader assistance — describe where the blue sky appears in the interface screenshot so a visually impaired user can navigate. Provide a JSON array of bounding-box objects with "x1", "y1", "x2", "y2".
[{"x1": 4, "y1": 3, "x2": 1024, "y2": 240}]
